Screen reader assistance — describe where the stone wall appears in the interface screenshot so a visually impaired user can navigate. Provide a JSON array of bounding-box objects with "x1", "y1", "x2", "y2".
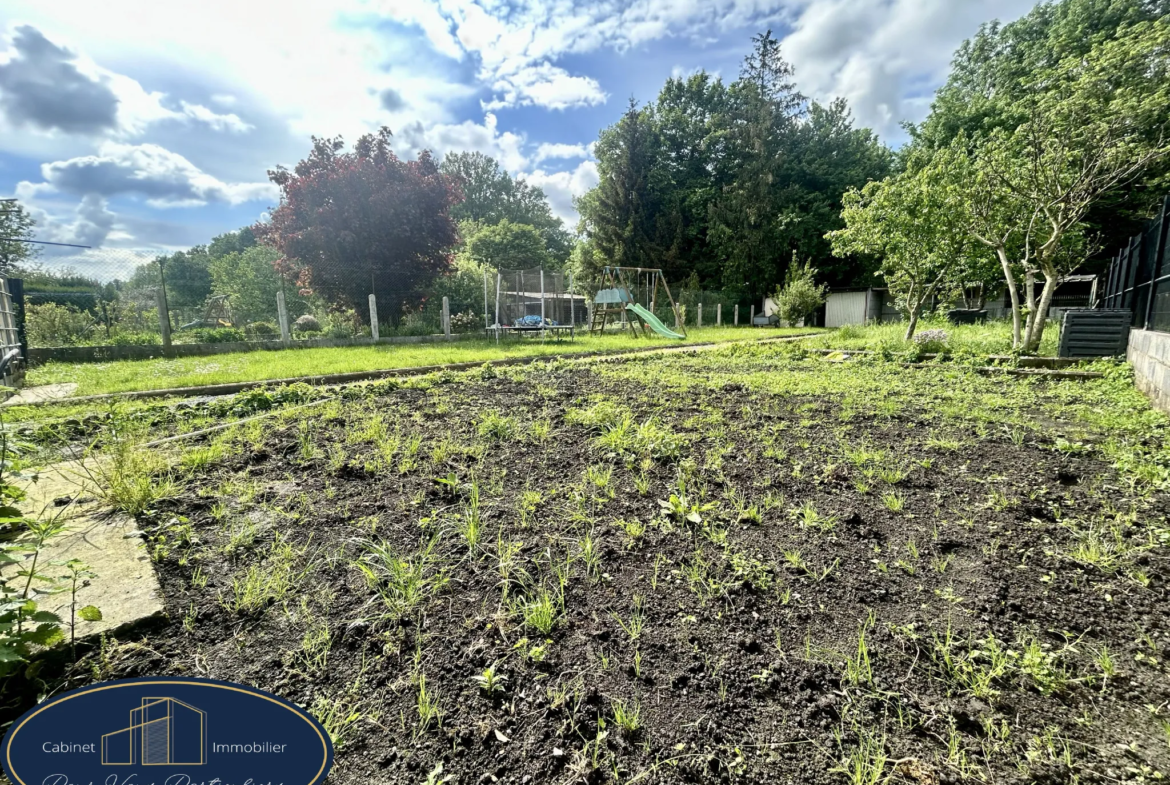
[
  {"x1": 28, "y1": 331, "x2": 479, "y2": 365},
  {"x1": 1128, "y1": 329, "x2": 1170, "y2": 413}
]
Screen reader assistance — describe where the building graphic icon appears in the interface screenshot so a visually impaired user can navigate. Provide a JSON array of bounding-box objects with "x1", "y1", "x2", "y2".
[{"x1": 101, "y1": 697, "x2": 207, "y2": 765}]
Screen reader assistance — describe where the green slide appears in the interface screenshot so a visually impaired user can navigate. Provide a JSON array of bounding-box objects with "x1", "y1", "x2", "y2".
[{"x1": 626, "y1": 303, "x2": 686, "y2": 340}]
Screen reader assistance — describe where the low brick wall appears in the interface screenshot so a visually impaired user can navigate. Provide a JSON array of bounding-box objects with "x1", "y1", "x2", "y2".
[
  {"x1": 1128, "y1": 329, "x2": 1170, "y2": 413},
  {"x1": 28, "y1": 331, "x2": 479, "y2": 365}
]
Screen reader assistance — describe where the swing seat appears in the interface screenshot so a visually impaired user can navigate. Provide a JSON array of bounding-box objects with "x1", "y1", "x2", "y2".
[{"x1": 594, "y1": 288, "x2": 632, "y2": 305}]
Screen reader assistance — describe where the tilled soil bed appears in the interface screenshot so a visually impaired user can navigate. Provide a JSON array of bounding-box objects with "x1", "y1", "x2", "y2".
[{"x1": 21, "y1": 343, "x2": 1170, "y2": 784}]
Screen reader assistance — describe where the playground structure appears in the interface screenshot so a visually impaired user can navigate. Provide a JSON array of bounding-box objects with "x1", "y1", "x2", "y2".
[
  {"x1": 489, "y1": 267, "x2": 586, "y2": 339},
  {"x1": 589, "y1": 266, "x2": 686, "y2": 339}
]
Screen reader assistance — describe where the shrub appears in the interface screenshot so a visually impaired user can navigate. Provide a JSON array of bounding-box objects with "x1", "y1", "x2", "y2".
[
  {"x1": 193, "y1": 327, "x2": 246, "y2": 343},
  {"x1": 246, "y1": 321, "x2": 279, "y2": 338},
  {"x1": 108, "y1": 331, "x2": 161, "y2": 346},
  {"x1": 25, "y1": 303, "x2": 93, "y2": 347},
  {"x1": 775, "y1": 256, "x2": 828, "y2": 327},
  {"x1": 913, "y1": 328, "x2": 949, "y2": 354},
  {"x1": 293, "y1": 314, "x2": 321, "y2": 333}
]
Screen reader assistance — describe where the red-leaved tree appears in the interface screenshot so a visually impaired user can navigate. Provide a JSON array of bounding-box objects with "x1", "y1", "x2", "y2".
[{"x1": 255, "y1": 127, "x2": 461, "y2": 323}]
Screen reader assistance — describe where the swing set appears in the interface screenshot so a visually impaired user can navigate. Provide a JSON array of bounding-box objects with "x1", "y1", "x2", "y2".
[{"x1": 589, "y1": 266, "x2": 686, "y2": 339}]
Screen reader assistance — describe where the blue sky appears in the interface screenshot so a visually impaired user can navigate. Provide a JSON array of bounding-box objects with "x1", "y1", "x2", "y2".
[{"x1": 0, "y1": 0, "x2": 1041, "y2": 279}]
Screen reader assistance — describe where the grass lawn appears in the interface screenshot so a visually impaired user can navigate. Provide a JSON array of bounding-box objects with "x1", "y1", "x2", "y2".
[
  {"x1": 22, "y1": 340, "x2": 1169, "y2": 783},
  {"x1": 27, "y1": 326, "x2": 815, "y2": 397},
  {"x1": 803, "y1": 319, "x2": 1061, "y2": 356}
]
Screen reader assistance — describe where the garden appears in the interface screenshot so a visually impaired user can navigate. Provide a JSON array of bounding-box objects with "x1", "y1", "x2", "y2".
[{"x1": 3, "y1": 333, "x2": 1167, "y2": 784}]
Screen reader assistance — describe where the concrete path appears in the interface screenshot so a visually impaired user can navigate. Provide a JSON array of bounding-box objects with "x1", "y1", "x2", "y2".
[{"x1": 2, "y1": 461, "x2": 165, "y2": 642}]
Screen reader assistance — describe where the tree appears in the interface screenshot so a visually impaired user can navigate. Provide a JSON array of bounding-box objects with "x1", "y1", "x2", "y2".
[
  {"x1": 0, "y1": 200, "x2": 38, "y2": 272},
  {"x1": 774, "y1": 255, "x2": 828, "y2": 326},
  {"x1": 708, "y1": 33, "x2": 805, "y2": 301},
  {"x1": 954, "y1": 17, "x2": 1170, "y2": 351},
  {"x1": 209, "y1": 245, "x2": 311, "y2": 322},
  {"x1": 578, "y1": 99, "x2": 663, "y2": 269},
  {"x1": 465, "y1": 219, "x2": 553, "y2": 271},
  {"x1": 912, "y1": 0, "x2": 1170, "y2": 262},
  {"x1": 828, "y1": 156, "x2": 982, "y2": 340},
  {"x1": 255, "y1": 127, "x2": 461, "y2": 322},
  {"x1": 208, "y1": 226, "x2": 257, "y2": 260},
  {"x1": 441, "y1": 151, "x2": 572, "y2": 265},
  {"x1": 157, "y1": 247, "x2": 214, "y2": 308}
]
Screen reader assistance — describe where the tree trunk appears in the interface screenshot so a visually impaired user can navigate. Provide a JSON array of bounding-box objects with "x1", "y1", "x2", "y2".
[
  {"x1": 996, "y1": 247, "x2": 1022, "y2": 349},
  {"x1": 1024, "y1": 270, "x2": 1059, "y2": 353},
  {"x1": 1023, "y1": 269, "x2": 1037, "y2": 345},
  {"x1": 903, "y1": 304, "x2": 920, "y2": 341}
]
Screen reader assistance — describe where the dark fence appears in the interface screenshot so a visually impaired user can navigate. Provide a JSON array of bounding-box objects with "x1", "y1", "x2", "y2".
[{"x1": 1101, "y1": 195, "x2": 1170, "y2": 331}]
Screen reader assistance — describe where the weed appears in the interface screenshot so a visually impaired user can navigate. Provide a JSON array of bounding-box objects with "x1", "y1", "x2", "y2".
[
  {"x1": 477, "y1": 411, "x2": 519, "y2": 441},
  {"x1": 881, "y1": 491, "x2": 905, "y2": 512},
  {"x1": 791, "y1": 500, "x2": 837, "y2": 531},
  {"x1": 416, "y1": 675, "x2": 444, "y2": 734},
  {"x1": 611, "y1": 698, "x2": 642, "y2": 737},
  {"x1": 354, "y1": 538, "x2": 448, "y2": 620},
  {"x1": 472, "y1": 665, "x2": 508, "y2": 696}
]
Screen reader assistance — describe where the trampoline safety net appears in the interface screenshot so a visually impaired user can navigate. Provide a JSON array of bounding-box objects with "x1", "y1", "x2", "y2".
[{"x1": 495, "y1": 268, "x2": 585, "y2": 327}]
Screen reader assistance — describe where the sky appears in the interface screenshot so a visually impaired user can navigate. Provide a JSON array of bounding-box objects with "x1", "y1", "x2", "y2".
[{"x1": 0, "y1": 0, "x2": 1043, "y2": 278}]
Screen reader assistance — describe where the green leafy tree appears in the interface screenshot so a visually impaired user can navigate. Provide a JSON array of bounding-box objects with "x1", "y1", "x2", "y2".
[
  {"x1": 0, "y1": 200, "x2": 38, "y2": 273},
  {"x1": 828, "y1": 155, "x2": 981, "y2": 340},
  {"x1": 209, "y1": 245, "x2": 311, "y2": 323},
  {"x1": 951, "y1": 17, "x2": 1170, "y2": 351},
  {"x1": 208, "y1": 226, "x2": 257, "y2": 259},
  {"x1": 774, "y1": 255, "x2": 828, "y2": 326},
  {"x1": 441, "y1": 151, "x2": 572, "y2": 264},
  {"x1": 912, "y1": 0, "x2": 1170, "y2": 260},
  {"x1": 465, "y1": 219, "x2": 553, "y2": 271}
]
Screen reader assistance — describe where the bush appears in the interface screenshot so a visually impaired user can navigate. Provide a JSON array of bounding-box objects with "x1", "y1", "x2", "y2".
[
  {"x1": 775, "y1": 257, "x2": 828, "y2": 326},
  {"x1": 451, "y1": 311, "x2": 481, "y2": 333},
  {"x1": 192, "y1": 327, "x2": 246, "y2": 344},
  {"x1": 25, "y1": 302, "x2": 94, "y2": 347},
  {"x1": 293, "y1": 314, "x2": 321, "y2": 333},
  {"x1": 912, "y1": 328, "x2": 949, "y2": 354},
  {"x1": 246, "y1": 321, "x2": 279, "y2": 338},
  {"x1": 108, "y1": 331, "x2": 161, "y2": 346}
]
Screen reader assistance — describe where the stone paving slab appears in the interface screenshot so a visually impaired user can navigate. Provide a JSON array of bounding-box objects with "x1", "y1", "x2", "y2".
[
  {"x1": 2, "y1": 461, "x2": 165, "y2": 642},
  {"x1": 1, "y1": 383, "x2": 79, "y2": 406}
]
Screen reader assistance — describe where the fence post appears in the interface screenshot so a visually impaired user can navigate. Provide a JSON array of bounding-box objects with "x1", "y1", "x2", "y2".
[
  {"x1": 368, "y1": 294, "x2": 380, "y2": 340},
  {"x1": 10, "y1": 277, "x2": 26, "y2": 363},
  {"x1": 483, "y1": 270, "x2": 490, "y2": 331},
  {"x1": 540, "y1": 269, "x2": 546, "y2": 326},
  {"x1": 750, "y1": 304, "x2": 755, "y2": 325},
  {"x1": 717, "y1": 303, "x2": 722, "y2": 326},
  {"x1": 1143, "y1": 195, "x2": 1170, "y2": 330},
  {"x1": 157, "y1": 288, "x2": 172, "y2": 348},
  {"x1": 276, "y1": 291, "x2": 290, "y2": 344},
  {"x1": 569, "y1": 272, "x2": 575, "y2": 325},
  {"x1": 442, "y1": 296, "x2": 452, "y2": 340},
  {"x1": 734, "y1": 304, "x2": 739, "y2": 326}
]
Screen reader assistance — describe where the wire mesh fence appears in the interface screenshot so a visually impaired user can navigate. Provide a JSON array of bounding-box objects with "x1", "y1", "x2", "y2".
[{"x1": 7, "y1": 248, "x2": 491, "y2": 351}]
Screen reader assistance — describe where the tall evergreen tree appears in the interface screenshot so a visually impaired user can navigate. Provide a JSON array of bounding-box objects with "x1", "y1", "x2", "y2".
[{"x1": 579, "y1": 99, "x2": 662, "y2": 272}]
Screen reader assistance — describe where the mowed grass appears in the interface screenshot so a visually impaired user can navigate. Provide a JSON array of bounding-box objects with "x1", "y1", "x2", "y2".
[
  {"x1": 28, "y1": 326, "x2": 818, "y2": 396},
  {"x1": 803, "y1": 319, "x2": 1060, "y2": 356}
]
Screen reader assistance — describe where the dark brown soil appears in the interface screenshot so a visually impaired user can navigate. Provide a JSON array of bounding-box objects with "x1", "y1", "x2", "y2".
[{"x1": 23, "y1": 347, "x2": 1170, "y2": 783}]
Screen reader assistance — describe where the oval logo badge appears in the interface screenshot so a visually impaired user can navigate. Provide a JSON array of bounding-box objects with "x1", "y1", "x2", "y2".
[{"x1": 2, "y1": 677, "x2": 333, "y2": 785}]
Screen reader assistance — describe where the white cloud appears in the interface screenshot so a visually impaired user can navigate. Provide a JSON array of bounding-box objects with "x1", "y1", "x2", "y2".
[
  {"x1": 483, "y1": 63, "x2": 606, "y2": 111},
  {"x1": 781, "y1": 0, "x2": 1039, "y2": 136},
  {"x1": 521, "y1": 160, "x2": 599, "y2": 226},
  {"x1": 26, "y1": 141, "x2": 277, "y2": 207},
  {"x1": 179, "y1": 101, "x2": 253, "y2": 133},
  {"x1": 396, "y1": 112, "x2": 530, "y2": 172},
  {"x1": 534, "y1": 142, "x2": 590, "y2": 163}
]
